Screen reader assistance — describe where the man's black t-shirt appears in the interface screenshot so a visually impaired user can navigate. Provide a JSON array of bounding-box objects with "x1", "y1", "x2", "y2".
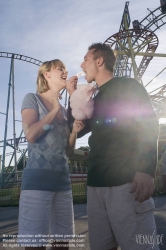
[{"x1": 68, "y1": 77, "x2": 159, "y2": 187}]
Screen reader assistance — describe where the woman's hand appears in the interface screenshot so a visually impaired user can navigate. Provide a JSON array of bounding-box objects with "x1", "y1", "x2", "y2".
[
  {"x1": 66, "y1": 120, "x2": 85, "y2": 155},
  {"x1": 50, "y1": 92, "x2": 62, "y2": 110},
  {"x1": 72, "y1": 120, "x2": 85, "y2": 134},
  {"x1": 66, "y1": 76, "x2": 78, "y2": 96}
]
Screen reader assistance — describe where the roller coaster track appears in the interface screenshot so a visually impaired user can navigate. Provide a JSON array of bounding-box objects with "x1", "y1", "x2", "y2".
[
  {"x1": 0, "y1": 136, "x2": 27, "y2": 147},
  {"x1": 0, "y1": 132, "x2": 28, "y2": 187},
  {"x1": 104, "y1": 29, "x2": 159, "y2": 79},
  {"x1": 0, "y1": 52, "x2": 43, "y2": 66},
  {"x1": 139, "y1": 5, "x2": 166, "y2": 32},
  {"x1": 133, "y1": 5, "x2": 166, "y2": 78},
  {"x1": 0, "y1": 53, "x2": 43, "y2": 187},
  {"x1": 105, "y1": 4, "x2": 166, "y2": 79},
  {"x1": 135, "y1": 31, "x2": 158, "y2": 79},
  {"x1": 3, "y1": 148, "x2": 27, "y2": 187},
  {"x1": 150, "y1": 84, "x2": 166, "y2": 118}
]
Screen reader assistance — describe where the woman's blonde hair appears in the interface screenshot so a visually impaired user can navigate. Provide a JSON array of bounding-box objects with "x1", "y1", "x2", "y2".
[{"x1": 36, "y1": 59, "x2": 66, "y2": 94}]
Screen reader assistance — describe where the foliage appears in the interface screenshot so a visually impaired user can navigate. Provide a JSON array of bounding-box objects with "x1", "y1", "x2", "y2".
[{"x1": 77, "y1": 146, "x2": 90, "y2": 152}]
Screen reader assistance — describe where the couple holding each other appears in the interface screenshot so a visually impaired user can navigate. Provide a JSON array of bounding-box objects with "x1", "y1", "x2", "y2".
[{"x1": 19, "y1": 43, "x2": 159, "y2": 250}]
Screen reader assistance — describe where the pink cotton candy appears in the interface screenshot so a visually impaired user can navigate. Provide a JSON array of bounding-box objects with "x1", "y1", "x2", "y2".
[{"x1": 70, "y1": 83, "x2": 97, "y2": 120}]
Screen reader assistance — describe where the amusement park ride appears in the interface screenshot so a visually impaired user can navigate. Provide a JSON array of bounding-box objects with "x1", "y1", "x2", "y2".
[{"x1": 0, "y1": 1, "x2": 166, "y2": 188}]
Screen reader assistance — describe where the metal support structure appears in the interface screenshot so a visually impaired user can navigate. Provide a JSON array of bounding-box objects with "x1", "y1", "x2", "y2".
[
  {"x1": 149, "y1": 84, "x2": 166, "y2": 95},
  {"x1": 124, "y1": 13, "x2": 139, "y2": 81},
  {"x1": 0, "y1": 136, "x2": 27, "y2": 147},
  {"x1": 103, "y1": 2, "x2": 166, "y2": 118},
  {"x1": 114, "y1": 2, "x2": 132, "y2": 77},
  {"x1": 0, "y1": 53, "x2": 43, "y2": 187},
  {"x1": 105, "y1": 2, "x2": 166, "y2": 80},
  {"x1": 145, "y1": 67, "x2": 166, "y2": 88},
  {"x1": 139, "y1": 5, "x2": 166, "y2": 32},
  {"x1": 11, "y1": 58, "x2": 18, "y2": 184},
  {"x1": 0, "y1": 52, "x2": 42, "y2": 66},
  {"x1": 119, "y1": 2, "x2": 130, "y2": 31},
  {"x1": 117, "y1": 51, "x2": 166, "y2": 58},
  {"x1": 127, "y1": 36, "x2": 139, "y2": 81},
  {"x1": 1, "y1": 57, "x2": 13, "y2": 188},
  {"x1": 6, "y1": 131, "x2": 23, "y2": 169},
  {"x1": 104, "y1": 28, "x2": 159, "y2": 80}
]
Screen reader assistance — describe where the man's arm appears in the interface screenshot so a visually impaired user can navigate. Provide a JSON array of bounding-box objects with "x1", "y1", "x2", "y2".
[
  {"x1": 133, "y1": 83, "x2": 159, "y2": 176},
  {"x1": 128, "y1": 80, "x2": 159, "y2": 202}
]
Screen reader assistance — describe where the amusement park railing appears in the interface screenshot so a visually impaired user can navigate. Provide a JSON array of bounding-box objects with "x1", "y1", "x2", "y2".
[
  {"x1": 0, "y1": 182, "x2": 87, "y2": 205},
  {"x1": 0, "y1": 186, "x2": 20, "y2": 199},
  {"x1": 72, "y1": 182, "x2": 87, "y2": 196}
]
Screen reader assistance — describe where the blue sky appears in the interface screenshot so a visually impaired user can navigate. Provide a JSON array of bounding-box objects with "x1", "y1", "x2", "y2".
[{"x1": 0, "y1": 0, "x2": 166, "y2": 165}]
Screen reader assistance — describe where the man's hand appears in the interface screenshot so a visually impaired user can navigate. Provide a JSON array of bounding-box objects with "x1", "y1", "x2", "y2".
[
  {"x1": 66, "y1": 76, "x2": 78, "y2": 96},
  {"x1": 130, "y1": 172, "x2": 154, "y2": 203}
]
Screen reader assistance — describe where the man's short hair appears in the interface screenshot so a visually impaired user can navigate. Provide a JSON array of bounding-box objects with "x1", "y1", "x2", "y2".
[{"x1": 88, "y1": 43, "x2": 116, "y2": 73}]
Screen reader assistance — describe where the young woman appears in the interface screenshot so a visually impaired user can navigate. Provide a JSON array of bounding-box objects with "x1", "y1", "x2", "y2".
[{"x1": 18, "y1": 59, "x2": 84, "y2": 250}]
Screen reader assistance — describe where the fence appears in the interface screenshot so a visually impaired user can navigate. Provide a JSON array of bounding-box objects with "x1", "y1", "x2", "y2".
[
  {"x1": 72, "y1": 182, "x2": 87, "y2": 196},
  {"x1": 0, "y1": 187, "x2": 20, "y2": 201},
  {"x1": 0, "y1": 182, "x2": 87, "y2": 204}
]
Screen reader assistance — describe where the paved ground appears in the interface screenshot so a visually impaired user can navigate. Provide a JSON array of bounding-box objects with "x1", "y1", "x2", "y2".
[{"x1": 0, "y1": 196, "x2": 166, "y2": 250}]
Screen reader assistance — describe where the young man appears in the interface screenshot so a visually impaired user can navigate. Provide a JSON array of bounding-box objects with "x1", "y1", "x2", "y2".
[{"x1": 67, "y1": 43, "x2": 159, "y2": 250}]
